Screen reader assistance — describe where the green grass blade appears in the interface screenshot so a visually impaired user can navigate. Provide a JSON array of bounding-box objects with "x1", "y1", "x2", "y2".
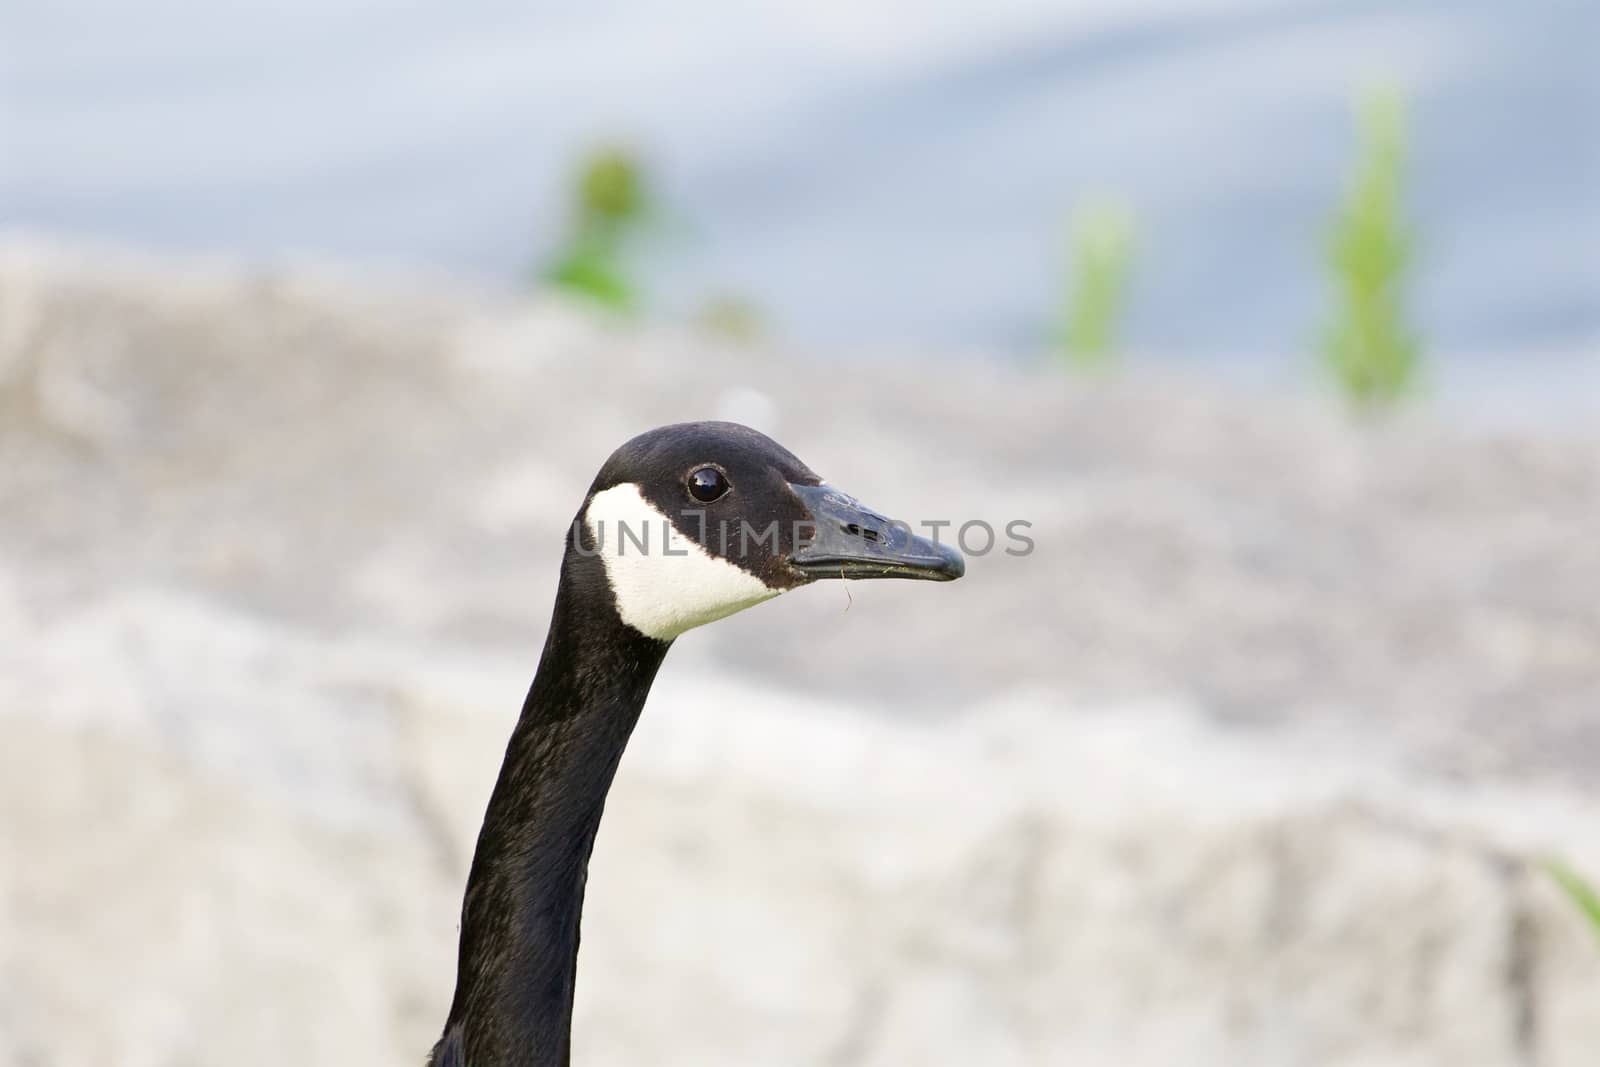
[
  {"x1": 1320, "y1": 86, "x2": 1420, "y2": 410},
  {"x1": 1060, "y1": 196, "x2": 1136, "y2": 370},
  {"x1": 1546, "y1": 860, "x2": 1600, "y2": 947}
]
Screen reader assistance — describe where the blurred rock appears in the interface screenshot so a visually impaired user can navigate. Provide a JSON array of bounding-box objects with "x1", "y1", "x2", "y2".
[{"x1": 1, "y1": 240, "x2": 1597, "y2": 1066}]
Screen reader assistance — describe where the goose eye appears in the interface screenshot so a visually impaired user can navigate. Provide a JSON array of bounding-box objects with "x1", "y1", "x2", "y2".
[{"x1": 687, "y1": 466, "x2": 730, "y2": 503}]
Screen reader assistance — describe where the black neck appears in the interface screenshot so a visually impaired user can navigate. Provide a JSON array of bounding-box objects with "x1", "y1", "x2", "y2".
[{"x1": 433, "y1": 551, "x2": 670, "y2": 1067}]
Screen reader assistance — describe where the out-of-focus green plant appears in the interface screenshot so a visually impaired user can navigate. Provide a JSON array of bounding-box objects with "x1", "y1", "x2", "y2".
[
  {"x1": 697, "y1": 295, "x2": 765, "y2": 345},
  {"x1": 1322, "y1": 88, "x2": 1420, "y2": 409},
  {"x1": 542, "y1": 147, "x2": 652, "y2": 312},
  {"x1": 1547, "y1": 860, "x2": 1600, "y2": 948},
  {"x1": 1059, "y1": 196, "x2": 1136, "y2": 370}
]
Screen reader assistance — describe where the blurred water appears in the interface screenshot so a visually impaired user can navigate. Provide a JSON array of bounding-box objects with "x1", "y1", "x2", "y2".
[{"x1": 3, "y1": 0, "x2": 1596, "y2": 369}]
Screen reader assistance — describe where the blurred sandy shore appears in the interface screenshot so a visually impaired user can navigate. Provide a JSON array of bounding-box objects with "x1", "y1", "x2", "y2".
[{"x1": 1, "y1": 241, "x2": 1598, "y2": 1066}]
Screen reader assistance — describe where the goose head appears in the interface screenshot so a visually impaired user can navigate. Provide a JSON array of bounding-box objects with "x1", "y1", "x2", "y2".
[{"x1": 574, "y1": 421, "x2": 964, "y2": 641}]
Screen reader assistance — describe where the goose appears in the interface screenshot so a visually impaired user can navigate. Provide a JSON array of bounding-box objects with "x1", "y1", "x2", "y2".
[{"x1": 428, "y1": 421, "x2": 963, "y2": 1067}]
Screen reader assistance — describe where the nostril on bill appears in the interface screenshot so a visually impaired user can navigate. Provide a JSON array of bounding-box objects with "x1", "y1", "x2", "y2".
[{"x1": 841, "y1": 522, "x2": 883, "y2": 543}]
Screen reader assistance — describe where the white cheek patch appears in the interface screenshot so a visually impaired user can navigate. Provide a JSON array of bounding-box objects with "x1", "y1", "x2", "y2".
[{"x1": 584, "y1": 482, "x2": 783, "y2": 641}]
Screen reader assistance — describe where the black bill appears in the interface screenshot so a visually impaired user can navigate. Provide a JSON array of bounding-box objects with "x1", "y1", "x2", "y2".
[{"x1": 788, "y1": 483, "x2": 965, "y2": 581}]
